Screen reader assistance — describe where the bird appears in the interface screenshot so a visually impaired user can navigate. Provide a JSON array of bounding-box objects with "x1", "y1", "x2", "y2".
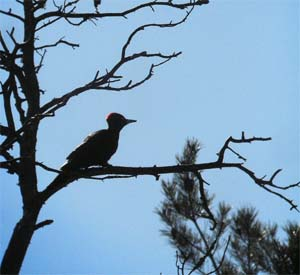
[{"x1": 60, "y1": 113, "x2": 136, "y2": 172}]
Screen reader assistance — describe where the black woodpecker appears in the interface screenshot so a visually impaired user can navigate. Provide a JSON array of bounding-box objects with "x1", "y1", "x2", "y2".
[{"x1": 60, "y1": 113, "x2": 136, "y2": 171}]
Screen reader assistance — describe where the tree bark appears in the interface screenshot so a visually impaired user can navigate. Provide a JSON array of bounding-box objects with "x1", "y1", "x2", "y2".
[
  {"x1": 0, "y1": 207, "x2": 41, "y2": 274},
  {"x1": 0, "y1": 1, "x2": 42, "y2": 273}
]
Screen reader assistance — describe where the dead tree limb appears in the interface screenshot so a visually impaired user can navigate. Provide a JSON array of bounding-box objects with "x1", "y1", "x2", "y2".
[{"x1": 38, "y1": 133, "x2": 299, "y2": 212}]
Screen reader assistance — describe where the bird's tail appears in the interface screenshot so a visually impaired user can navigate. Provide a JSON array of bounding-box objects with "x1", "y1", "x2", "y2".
[
  {"x1": 60, "y1": 160, "x2": 73, "y2": 172},
  {"x1": 40, "y1": 169, "x2": 74, "y2": 200}
]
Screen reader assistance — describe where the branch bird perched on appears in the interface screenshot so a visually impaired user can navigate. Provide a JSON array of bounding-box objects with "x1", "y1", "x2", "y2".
[{"x1": 60, "y1": 113, "x2": 136, "y2": 171}]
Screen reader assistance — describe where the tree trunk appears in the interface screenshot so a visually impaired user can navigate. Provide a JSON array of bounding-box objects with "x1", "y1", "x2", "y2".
[
  {"x1": 0, "y1": 207, "x2": 40, "y2": 274},
  {"x1": 1, "y1": 2, "x2": 43, "y2": 272}
]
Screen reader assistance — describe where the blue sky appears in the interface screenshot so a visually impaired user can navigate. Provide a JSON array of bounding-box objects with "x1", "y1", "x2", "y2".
[{"x1": 0, "y1": 0, "x2": 299, "y2": 274}]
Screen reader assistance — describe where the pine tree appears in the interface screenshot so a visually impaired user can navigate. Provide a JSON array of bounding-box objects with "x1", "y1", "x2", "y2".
[
  {"x1": 157, "y1": 139, "x2": 231, "y2": 274},
  {"x1": 157, "y1": 139, "x2": 300, "y2": 275},
  {"x1": 220, "y1": 208, "x2": 299, "y2": 275}
]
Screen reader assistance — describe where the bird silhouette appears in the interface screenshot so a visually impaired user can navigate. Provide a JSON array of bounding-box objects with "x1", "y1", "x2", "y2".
[{"x1": 61, "y1": 113, "x2": 136, "y2": 171}]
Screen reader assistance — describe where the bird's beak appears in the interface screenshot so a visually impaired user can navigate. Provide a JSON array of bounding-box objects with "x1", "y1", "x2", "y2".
[{"x1": 126, "y1": 119, "x2": 137, "y2": 124}]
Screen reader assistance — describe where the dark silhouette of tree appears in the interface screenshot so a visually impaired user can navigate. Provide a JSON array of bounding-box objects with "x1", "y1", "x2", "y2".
[
  {"x1": 158, "y1": 139, "x2": 299, "y2": 275},
  {"x1": 220, "y1": 209, "x2": 300, "y2": 275},
  {"x1": 0, "y1": 1, "x2": 298, "y2": 274},
  {"x1": 157, "y1": 139, "x2": 232, "y2": 275}
]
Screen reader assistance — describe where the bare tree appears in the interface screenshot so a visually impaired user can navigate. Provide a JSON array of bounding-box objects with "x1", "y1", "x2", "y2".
[{"x1": 0, "y1": 1, "x2": 298, "y2": 274}]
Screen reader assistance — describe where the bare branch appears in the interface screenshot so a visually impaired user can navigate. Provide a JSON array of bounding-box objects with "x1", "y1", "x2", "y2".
[
  {"x1": 270, "y1": 168, "x2": 282, "y2": 182},
  {"x1": 216, "y1": 132, "x2": 298, "y2": 210},
  {"x1": 206, "y1": 236, "x2": 231, "y2": 275},
  {"x1": 37, "y1": 134, "x2": 298, "y2": 213},
  {"x1": 0, "y1": 9, "x2": 24, "y2": 22},
  {"x1": 71, "y1": 163, "x2": 243, "y2": 179},
  {"x1": 23, "y1": 3, "x2": 194, "y2": 133},
  {"x1": 10, "y1": 75, "x2": 26, "y2": 123},
  {"x1": 35, "y1": 37, "x2": 79, "y2": 51},
  {"x1": 36, "y1": 1, "x2": 209, "y2": 23},
  {"x1": 16, "y1": 0, "x2": 24, "y2": 6},
  {"x1": 35, "y1": 161, "x2": 137, "y2": 181},
  {"x1": 190, "y1": 216, "x2": 223, "y2": 275},
  {"x1": 0, "y1": 47, "x2": 27, "y2": 91},
  {"x1": 35, "y1": 49, "x2": 47, "y2": 73},
  {"x1": 39, "y1": 51, "x2": 180, "y2": 117},
  {"x1": 36, "y1": 0, "x2": 84, "y2": 28},
  {"x1": 121, "y1": 8, "x2": 193, "y2": 59},
  {"x1": 194, "y1": 171, "x2": 217, "y2": 230},
  {"x1": 0, "y1": 31, "x2": 9, "y2": 53},
  {"x1": 270, "y1": 181, "x2": 300, "y2": 190},
  {"x1": 39, "y1": 162, "x2": 241, "y2": 202},
  {"x1": 96, "y1": 63, "x2": 156, "y2": 92},
  {"x1": 187, "y1": 229, "x2": 218, "y2": 275},
  {"x1": 6, "y1": 28, "x2": 18, "y2": 46},
  {"x1": 35, "y1": 161, "x2": 61, "y2": 174},
  {"x1": 36, "y1": 16, "x2": 62, "y2": 32},
  {"x1": 0, "y1": 152, "x2": 19, "y2": 174},
  {"x1": 1, "y1": 75, "x2": 16, "y2": 132},
  {"x1": 237, "y1": 165, "x2": 299, "y2": 212},
  {"x1": 83, "y1": 175, "x2": 137, "y2": 181},
  {"x1": 63, "y1": 15, "x2": 91, "y2": 26},
  {"x1": 176, "y1": 250, "x2": 192, "y2": 275},
  {"x1": 34, "y1": 219, "x2": 54, "y2": 231},
  {"x1": 0, "y1": 111, "x2": 55, "y2": 152},
  {"x1": 217, "y1": 131, "x2": 272, "y2": 163},
  {"x1": 227, "y1": 146, "x2": 247, "y2": 162}
]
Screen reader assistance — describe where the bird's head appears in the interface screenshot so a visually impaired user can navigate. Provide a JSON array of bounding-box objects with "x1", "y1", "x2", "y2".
[{"x1": 106, "y1": 113, "x2": 136, "y2": 131}]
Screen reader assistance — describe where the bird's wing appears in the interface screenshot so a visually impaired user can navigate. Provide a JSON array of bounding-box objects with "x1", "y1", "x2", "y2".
[{"x1": 66, "y1": 130, "x2": 105, "y2": 161}]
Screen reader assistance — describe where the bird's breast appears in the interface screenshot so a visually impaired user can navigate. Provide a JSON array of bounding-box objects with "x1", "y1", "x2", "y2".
[{"x1": 94, "y1": 131, "x2": 119, "y2": 163}]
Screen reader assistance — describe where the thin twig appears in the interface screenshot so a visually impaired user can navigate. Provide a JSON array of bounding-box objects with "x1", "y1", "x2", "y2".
[
  {"x1": 35, "y1": 37, "x2": 79, "y2": 50},
  {"x1": 121, "y1": 8, "x2": 193, "y2": 59},
  {"x1": 36, "y1": 1, "x2": 209, "y2": 23},
  {"x1": 206, "y1": 236, "x2": 231, "y2": 275},
  {"x1": 34, "y1": 219, "x2": 54, "y2": 231},
  {"x1": 194, "y1": 171, "x2": 217, "y2": 230},
  {"x1": 0, "y1": 9, "x2": 24, "y2": 22}
]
